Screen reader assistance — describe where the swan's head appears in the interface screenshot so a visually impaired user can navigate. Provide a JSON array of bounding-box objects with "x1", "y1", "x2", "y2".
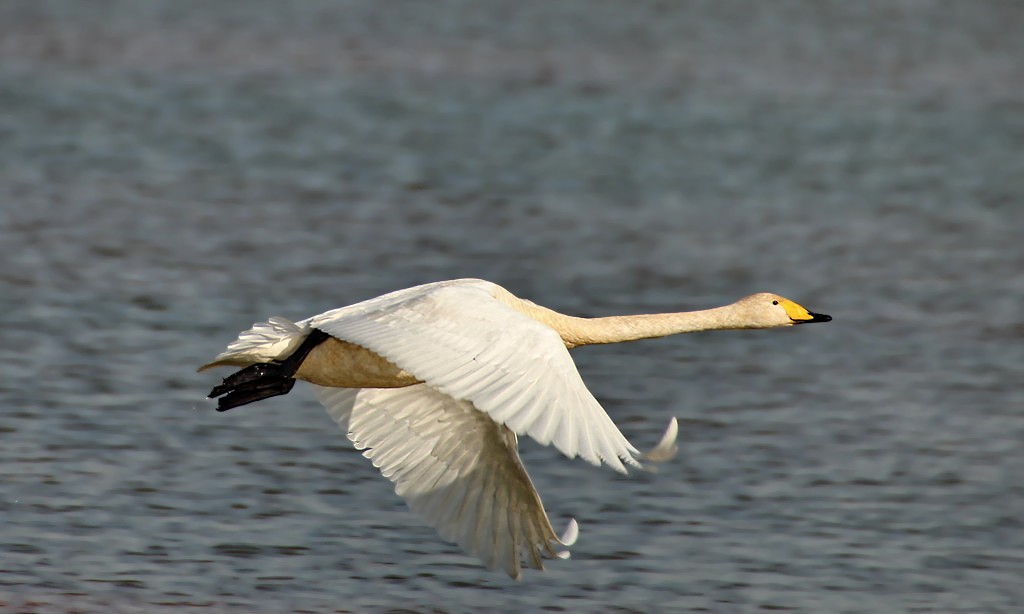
[{"x1": 735, "y1": 293, "x2": 832, "y2": 328}]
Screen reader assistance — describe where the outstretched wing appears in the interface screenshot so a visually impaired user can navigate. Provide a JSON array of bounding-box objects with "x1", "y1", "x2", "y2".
[
  {"x1": 307, "y1": 280, "x2": 643, "y2": 473},
  {"x1": 313, "y1": 383, "x2": 577, "y2": 579}
]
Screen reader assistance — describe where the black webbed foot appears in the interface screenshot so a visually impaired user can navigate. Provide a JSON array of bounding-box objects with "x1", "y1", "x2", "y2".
[
  {"x1": 208, "y1": 329, "x2": 330, "y2": 412},
  {"x1": 209, "y1": 363, "x2": 287, "y2": 399},
  {"x1": 214, "y1": 376, "x2": 296, "y2": 412}
]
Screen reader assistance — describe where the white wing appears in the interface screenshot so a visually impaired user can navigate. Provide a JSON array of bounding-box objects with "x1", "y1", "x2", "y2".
[
  {"x1": 313, "y1": 383, "x2": 576, "y2": 579},
  {"x1": 306, "y1": 279, "x2": 643, "y2": 473}
]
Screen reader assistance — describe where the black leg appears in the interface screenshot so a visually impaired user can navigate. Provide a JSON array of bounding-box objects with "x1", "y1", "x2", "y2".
[{"x1": 208, "y1": 329, "x2": 331, "y2": 411}]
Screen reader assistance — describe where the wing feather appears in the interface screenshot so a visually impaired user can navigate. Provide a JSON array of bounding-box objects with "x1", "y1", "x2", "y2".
[
  {"x1": 308, "y1": 280, "x2": 641, "y2": 472},
  {"x1": 316, "y1": 387, "x2": 358, "y2": 432},
  {"x1": 313, "y1": 383, "x2": 573, "y2": 579}
]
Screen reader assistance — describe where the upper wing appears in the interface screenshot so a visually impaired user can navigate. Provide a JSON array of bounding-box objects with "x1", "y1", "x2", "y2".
[
  {"x1": 307, "y1": 280, "x2": 643, "y2": 473},
  {"x1": 313, "y1": 383, "x2": 576, "y2": 579}
]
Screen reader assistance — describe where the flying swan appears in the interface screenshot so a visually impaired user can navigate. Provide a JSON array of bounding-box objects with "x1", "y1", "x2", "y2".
[{"x1": 200, "y1": 278, "x2": 830, "y2": 578}]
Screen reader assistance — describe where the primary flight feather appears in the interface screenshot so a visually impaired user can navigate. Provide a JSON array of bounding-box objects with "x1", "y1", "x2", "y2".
[{"x1": 201, "y1": 278, "x2": 830, "y2": 578}]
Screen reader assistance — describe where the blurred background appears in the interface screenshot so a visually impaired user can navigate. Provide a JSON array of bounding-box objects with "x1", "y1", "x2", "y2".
[{"x1": 1, "y1": 1, "x2": 1022, "y2": 612}]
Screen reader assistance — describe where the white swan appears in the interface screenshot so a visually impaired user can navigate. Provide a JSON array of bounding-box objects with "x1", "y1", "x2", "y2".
[{"x1": 200, "y1": 278, "x2": 830, "y2": 578}]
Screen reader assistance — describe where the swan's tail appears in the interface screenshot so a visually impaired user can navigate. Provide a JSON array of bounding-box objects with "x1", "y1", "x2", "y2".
[{"x1": 198, "y1": 317, "x2": 307, "y2": 372}]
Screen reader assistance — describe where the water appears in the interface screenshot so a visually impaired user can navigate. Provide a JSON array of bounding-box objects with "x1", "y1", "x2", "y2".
[{"x1": 1, "y1": 1, "x2": 1023, "y2": 612}]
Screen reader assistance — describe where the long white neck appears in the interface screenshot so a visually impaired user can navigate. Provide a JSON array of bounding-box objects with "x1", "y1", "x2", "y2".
[{"x1": 499, "y1": 292, "x2": 754, "y2": 348}]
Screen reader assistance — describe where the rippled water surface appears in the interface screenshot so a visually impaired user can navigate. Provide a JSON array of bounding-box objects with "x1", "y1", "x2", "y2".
[{"x1": 2, "y1": 1, "x2": 1023, "y2": 612}]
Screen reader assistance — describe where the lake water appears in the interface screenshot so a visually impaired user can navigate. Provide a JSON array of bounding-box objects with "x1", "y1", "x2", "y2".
[{"x1": 1, "y1": 1, "x2": 1022, "y2": 612}]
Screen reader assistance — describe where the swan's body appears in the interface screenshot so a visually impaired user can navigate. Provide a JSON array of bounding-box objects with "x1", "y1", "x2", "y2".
[{"x1": 201, "y1": 278, "x2": 830, "y2": 578}]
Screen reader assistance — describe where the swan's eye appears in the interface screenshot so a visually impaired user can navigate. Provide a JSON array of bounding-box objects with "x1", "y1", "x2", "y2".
[{"x1": 772, "y1": 300, "x2": 779, "y2": 305}]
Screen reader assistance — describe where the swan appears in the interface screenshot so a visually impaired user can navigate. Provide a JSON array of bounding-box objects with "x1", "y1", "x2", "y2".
[{"x1": 200, "y1": 278, "x2": 830, "y2": 578}]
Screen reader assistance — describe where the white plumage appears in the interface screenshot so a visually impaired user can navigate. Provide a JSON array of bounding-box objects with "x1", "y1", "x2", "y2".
[
  {"x1": 307, "y1": 281, "x2": 644, "y2": 473},
  {"x1": 203, "y1": 278, "x2": 830, "y2": 578}
]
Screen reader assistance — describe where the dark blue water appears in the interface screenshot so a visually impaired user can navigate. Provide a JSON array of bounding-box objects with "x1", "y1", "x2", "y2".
[{"x1": 2, "y1": 2, "x2": 1022, "y2": 612}]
